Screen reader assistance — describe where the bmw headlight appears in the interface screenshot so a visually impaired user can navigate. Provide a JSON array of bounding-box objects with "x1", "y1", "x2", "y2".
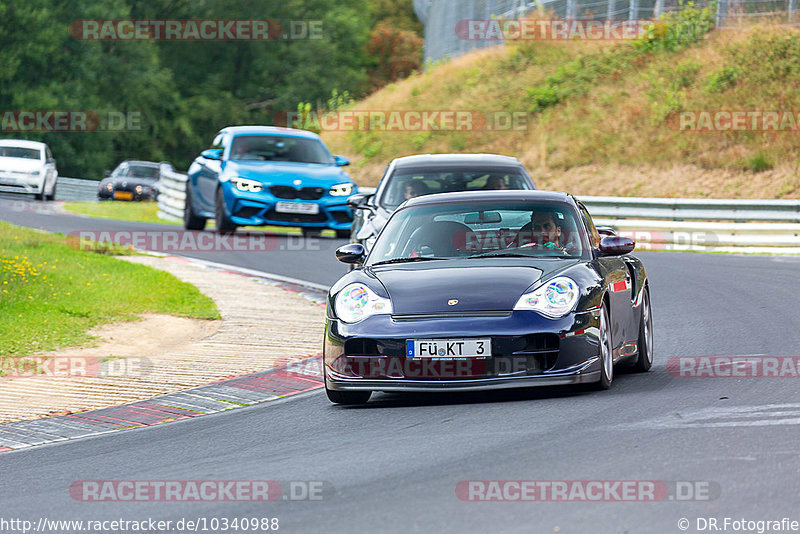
[
  {"x1": 230, "y1": 177, "x2": 263, "y2": 193},
  {"x1": 329, "y1": 183, "x2": 354, "y2": 196},
  {"x1": 514, "y1": 277, "x2": 579, "y2": 318},
  {"x1": 334, "y1": 283, "x2": 392, "y2": 323}
]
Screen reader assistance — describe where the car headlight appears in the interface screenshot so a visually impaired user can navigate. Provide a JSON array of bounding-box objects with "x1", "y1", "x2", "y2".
[
  {"x1": 334, "y1": 283, "x2": 392, "y2": 324},
  {"x1": 329, "y1": 183, "x2": 354, "y2": 196},
  {"x1": 230, "y1": 177, "x2": 263, "y2": 193},
  {"x1": 514, "y1": 276, "x2": 579, "y2": 318}
]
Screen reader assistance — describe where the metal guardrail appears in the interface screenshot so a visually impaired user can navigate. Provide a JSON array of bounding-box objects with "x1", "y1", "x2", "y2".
[
  {"x1": 56, "y1": 177, "x2": 100, "y2": 202},
  {"x1": 157, "y1": 164, "x2": 188, "y2": 222},
  {"x1": 157, "y1": 180, "x2": 799, "y2": 254}
]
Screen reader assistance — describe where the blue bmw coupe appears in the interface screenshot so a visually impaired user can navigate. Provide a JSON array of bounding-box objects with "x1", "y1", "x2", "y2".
[{"x1": 184, "y1": 126, "x2": 357, "y2": 236}]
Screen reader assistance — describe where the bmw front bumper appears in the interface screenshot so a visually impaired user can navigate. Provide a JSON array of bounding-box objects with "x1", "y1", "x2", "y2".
[{"x1": 221, "y1": 182, "x2": 354, "y2": 231}]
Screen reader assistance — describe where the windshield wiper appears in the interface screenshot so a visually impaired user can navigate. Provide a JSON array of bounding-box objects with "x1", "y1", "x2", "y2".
[
  {"x1": 371, "y1": 257, "x2": 448, "y2": 266},
  {"x1": 466, "y1": 251, "x2": 535, "y2": 259}
]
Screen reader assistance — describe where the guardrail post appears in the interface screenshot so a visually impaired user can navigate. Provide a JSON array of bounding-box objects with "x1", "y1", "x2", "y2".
[
  {"x1": 567, "y1": 0, "x2": 577, "y2": 20},
  {"x1": 716, "y1": 0, "x2": 728, "y2": 27},
  {"x1": 628, "y1": 0, "x2": 639, "y2": 20},
  {"x1": 790, "y1": 0, "x2": 797, "y2": 23},
  {"x1": 654, "y1": 0, "x2": 663, "y2": 18},
  {"x1": 607, "y1": 0, "x2": 616, "y2": 20}
]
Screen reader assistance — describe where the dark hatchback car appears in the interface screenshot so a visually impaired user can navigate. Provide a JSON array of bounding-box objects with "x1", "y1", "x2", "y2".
[
  {"x1": 347, "y1": 154, "x2": 535, "y2": 250},
  {"x1": 324, "y1": 190, "x2": 653, "y2": 404},
  {"x1": 98, "y1": 160, "x2": 167, "y2": 201}
]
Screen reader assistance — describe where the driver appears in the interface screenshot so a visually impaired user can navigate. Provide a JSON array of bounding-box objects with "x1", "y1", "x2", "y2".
[{"x1": 517, "y1": 209, "x2": 567, "y2": 253}]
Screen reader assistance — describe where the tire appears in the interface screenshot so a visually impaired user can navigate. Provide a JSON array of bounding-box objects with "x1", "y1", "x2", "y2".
[
  {"x1": 324, "y1": 373, "x2": 371, "y2": 405},
  {"x1": 592, "y1": 303, "x2": 614, "y2": 390},
  {"x1": 631, "y1": 286, "x2": 653, "y2": 372},
  {"x1": 45, "y1": 181, "x2": 56, "y2": 201},
  {"x1": 335, "y1": 229, "x2": 351, "y2": 239},
  {"x1": 183, "y1": 184, "x2": 207, "y2": 230},
  {"x1": 214, "y1": 186, "x2": 237, "y2": 233}
]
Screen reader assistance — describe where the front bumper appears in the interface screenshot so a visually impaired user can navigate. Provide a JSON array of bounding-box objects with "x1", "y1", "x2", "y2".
[
  {"x1": 220, "y1": 181, "x2": 354, "y2": 230},
  {"x1": 0, "y1": 173, "x2": 44, "y2": 194},
  {"x1": 324, "y1": 309, "x2": 603, "y2": 392}
]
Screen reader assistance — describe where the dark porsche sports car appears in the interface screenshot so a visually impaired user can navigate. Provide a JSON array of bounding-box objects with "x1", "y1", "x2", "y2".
[
  {"x1": 348, "y1": 154, "x2": 535, "y2": 251},
  {"x1": 98, "y1": 160, "x2": 166, "y2": 201},
  {"x1": 324, "y1": 190, "x2": 653, "y2": 404}
]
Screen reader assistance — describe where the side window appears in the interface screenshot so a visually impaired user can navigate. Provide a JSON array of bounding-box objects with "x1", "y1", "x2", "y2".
[{"x1": 578, "y1": 203, "x2": 600, "y2": 249}]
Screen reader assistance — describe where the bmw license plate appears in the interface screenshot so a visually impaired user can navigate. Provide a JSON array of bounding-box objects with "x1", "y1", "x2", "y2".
[
  {"x1": 275, "y1": 201, "x2": 319, "y2": 214},
  {"x1": 407, "y1": 338, "x2": 491, "y2": 358}
]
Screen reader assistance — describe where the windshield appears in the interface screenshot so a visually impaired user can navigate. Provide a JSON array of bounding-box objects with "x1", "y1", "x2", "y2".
[
  {"x1": 229, "y1": 135, "x2": 331, "y2": 164},
  {"x1": 368, "y1": 201, "x2": 588, "y2": 265},
  {"x1": 0, "y1": 147, "x2": 41, "y2": 160},
  {"x1": 379, "y1": 167, "x2": 532, "y2": 209},
  {"x1": 126, "y1": 165, "x2": 159, "y2": 179}
]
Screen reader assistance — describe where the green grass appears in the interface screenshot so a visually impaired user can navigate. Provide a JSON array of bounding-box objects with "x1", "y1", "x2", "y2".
[
  {"x1": 0, "y1": 221, "x2": 220, "y2": 358},
  {"x1": 62, "y1": 201, "x2": 338, "y2": 237}
]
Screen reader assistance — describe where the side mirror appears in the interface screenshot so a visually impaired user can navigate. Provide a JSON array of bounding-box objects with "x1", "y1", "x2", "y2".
[
  {"x1": 336, "y1": 243, "x2": 366, "y2": 265},
  {"x1": 201, "y1": 148, "x2": 223, "y2": 161},
  {"x1": 347, "y1": 193, "x2": 374, "y2": 211},
  {"x1": 598, "y1": 236, "x2": 635, "y2": 256},
  {"x1": 596, "y1": 226, "x2": 617, "y2": 237},
  {"x1": 333, "y1": 155, "x2": 350, "y2": 167}
]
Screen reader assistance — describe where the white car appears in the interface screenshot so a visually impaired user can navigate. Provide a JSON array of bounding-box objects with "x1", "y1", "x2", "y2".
[{"x1": 0, "y1": 140, "x2": 58, "y2": 200}]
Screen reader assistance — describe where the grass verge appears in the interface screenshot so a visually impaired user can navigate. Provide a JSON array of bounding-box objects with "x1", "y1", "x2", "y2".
[
  {"x1": 0, "y1": 221, "x2": 220, "y2": 357},
  {"x1": 62, "y1": 201, "x2": 338, "y2": 237}
]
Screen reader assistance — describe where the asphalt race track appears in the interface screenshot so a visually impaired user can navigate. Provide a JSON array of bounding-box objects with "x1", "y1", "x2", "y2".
[{"x1": 2, "y1": 195, "x2": 800, "y2": 533}]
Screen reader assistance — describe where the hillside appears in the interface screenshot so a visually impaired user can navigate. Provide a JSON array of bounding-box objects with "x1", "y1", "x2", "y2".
[{"x1": 322, "y1": 10, "x2": 800, "y2": 199}]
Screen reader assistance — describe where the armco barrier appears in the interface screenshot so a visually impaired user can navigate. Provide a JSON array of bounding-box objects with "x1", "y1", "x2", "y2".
[
  {"x1": 157, "y1": 180, "x2": 799, "y2": 254},
  {"x1": 157, "y1": 163, "x2": 187, "y2": 222}
]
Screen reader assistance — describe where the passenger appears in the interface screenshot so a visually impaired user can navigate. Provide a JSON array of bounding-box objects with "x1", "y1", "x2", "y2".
[
  {"x1": 485, "y1": 176, "x2": 508, "y2": 190},
  {"x1": 404, "y1": 180, "x2": 429, "y2": 200}
]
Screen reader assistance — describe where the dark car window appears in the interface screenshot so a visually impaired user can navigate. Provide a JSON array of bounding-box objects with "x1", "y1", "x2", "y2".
[
  {"x1": 368, "y1": 201, "x2": 588, "y2": 265},
  {"x1": 379, "y1": 168, "x2": 533, "y2": 209},
  {"x1": 0, "y1": 147, "x2": 41, "y2": 160},
  {"x1": 126, "y1": 165, "x2": 159, "y2": 179},
  {"x1": 577, "y1": 202, "x2": 600, "y2": 249},
  {"x1": 229, "y1": 135, "x2": 331, "y2": 164}
]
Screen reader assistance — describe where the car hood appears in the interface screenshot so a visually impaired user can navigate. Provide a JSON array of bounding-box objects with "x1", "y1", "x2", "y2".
[
  {"x1": 369, "y1": 259, "x2": 580, "y2": 314},
  {"x1": 0, "y1": 158, "x2": 43, "y2": 173},
  {"x1": 222, "y1": 160, "x2": 353, "y2": 187}
]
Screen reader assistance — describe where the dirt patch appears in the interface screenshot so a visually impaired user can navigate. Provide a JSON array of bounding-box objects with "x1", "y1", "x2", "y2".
[{"x1": 0, "y1": 255, "x2": 325, "y2": 423}]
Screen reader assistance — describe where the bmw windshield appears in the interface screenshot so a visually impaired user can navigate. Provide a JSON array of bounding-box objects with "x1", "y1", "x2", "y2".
[
  {"x1": 229, "y1": 135, "x2": 331, "y2": 164},
  {"x1": 368, "y1": 201, "x2": 590, "y2": 266}
]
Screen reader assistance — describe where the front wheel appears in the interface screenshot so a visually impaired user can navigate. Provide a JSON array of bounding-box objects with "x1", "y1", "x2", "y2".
[
  {"x1": 183, "y1": 184, "x2": 207, "y2": 230},
  {"x1": 324, "y1": 373, "x2": 371, "y2": 404},
  {"x1": 214, "y1": 187, "x2": 237, "y2": 233},
  {"x1": 593, "y1": 304, "x2": 614, "y2": 390},
  {"x1": 631, "y1": 287, "x2": 653, "y2": 372},
  {"x1": 45, "y1": 180, "x2": 56, "y2": 201}
]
